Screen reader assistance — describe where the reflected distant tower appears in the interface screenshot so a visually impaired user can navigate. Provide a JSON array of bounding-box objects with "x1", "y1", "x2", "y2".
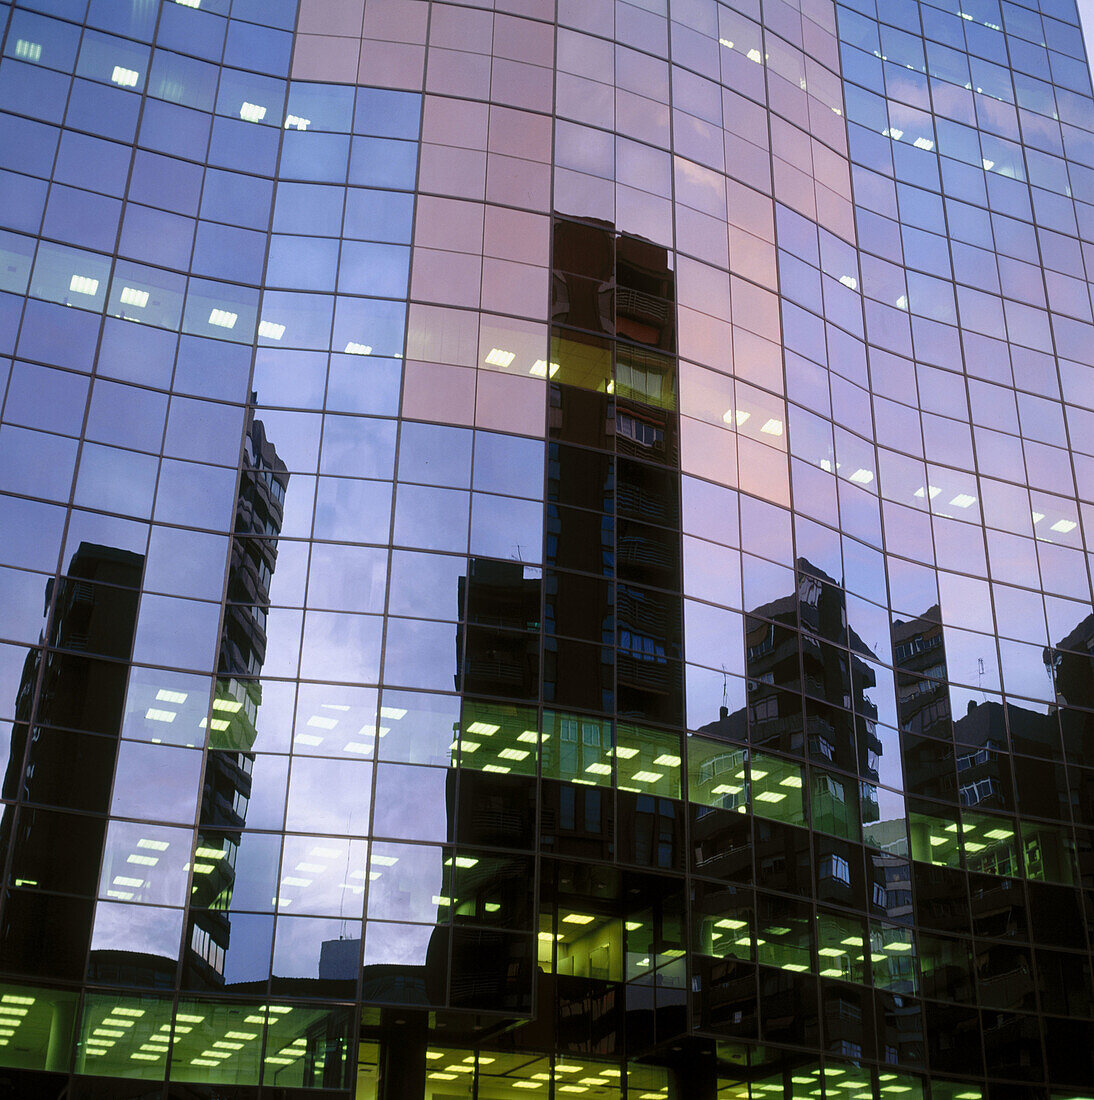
[{"x1": 183, "y1": 410, "x2": 289, "y2": 989}]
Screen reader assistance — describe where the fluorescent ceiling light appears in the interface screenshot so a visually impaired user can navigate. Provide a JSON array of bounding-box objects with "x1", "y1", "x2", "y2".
[
  {"x1": 913, "y1": 136, "x2": 935, "y2": 150},
  {"x1": 14, "y1": 40, "x2": 41, "y2": 61},
  {"x1": 760, "y1": 418, "x2": 783, "y2": 436},
  {"x1": 111, "y1": 66, "x2": 139, "y2": 87},
  {"x1": 119, "y1": 286, "x2": 148, "y2": 307},
  {"x1": 530, "y1": 359, "x2": 559, "y2": 377},
  {"x1": 949, "y1": 493, "x2": 976, "y2": 508},
  {"x1": 344, "y1": 342, "x2": 372, "y2": 355},
  {"x1": 208, "y1": 308, "x2": 237, "y2": 329},
  {"x1": 849, "y1": 468, "x2": 874, "y2": 484},
  {"x1": 284, "y1": 114, "x2": 311, "y2": 130},
  {"x1": 839, "y1": 275, "x2": 858, "y2": 290},
  {"x1": 1050, "y1": 519, "x2": 1076, "y2": 533},
  {"x1": 69, "y1": 275, "x2": 99, "y2": 296},
  {"x1": 723, "y1": 409, "x2": 750, "y2": 426},
  {"x1": 484, "y1": 347, "x2": 515, "y2": 368},
  {"x1": 239, "y1": 102, "x2": 267, "y2": 123},
  {"x1": 258, "y1": 320, "x2": 285, "y2": 340},
  {"x1": 466, "y1": 721, "x2": 499, "y2": 736}
]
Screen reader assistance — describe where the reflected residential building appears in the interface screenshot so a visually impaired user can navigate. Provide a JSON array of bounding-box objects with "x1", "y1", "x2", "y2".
[
  {"x1": 457, "y1": 558, "x2": 541, "y2": 701},
  {"x1": 2, "y1": 0, "x2": 1094, "y2": 1093},
  {"x1": 183, "y1": 409, "x2": 289, "y2": 991},
  {"x1": 1046, "y1": 614, "x2": 1094, "y2": 890},
  {"x1": 0, "y1": 543, "x2": 143, "y2": 987},
  {"x1": 548, "y1": 218, "x2": 682, "y2": 729},
  {"x1": 694, "y1": 559, "x2": 885, "y2": 877},
  {"x1": 892, "y1": 607, "x2": 956, "y2": 806}
]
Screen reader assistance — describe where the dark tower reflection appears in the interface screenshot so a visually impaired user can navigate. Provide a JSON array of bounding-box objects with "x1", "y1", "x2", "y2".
[
  {"x1": 0, "y1": 543, "x2": 143, "y2": 982},
  {"x1": 183, "y1": 409, "x2": 289, "y2": 991},
  {"x1": 457, "y1": 558, "x2": 541, "y2": 701}
]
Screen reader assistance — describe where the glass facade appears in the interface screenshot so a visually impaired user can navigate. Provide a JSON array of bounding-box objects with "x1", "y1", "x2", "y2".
[{"x1": 0, "y1": 0, "x2": 1092, "y2": 1096}]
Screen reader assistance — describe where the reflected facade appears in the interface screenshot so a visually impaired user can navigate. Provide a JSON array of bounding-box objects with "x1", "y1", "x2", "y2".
[{"x1": 0, "y1": 0, "x2": 1093, "y2": 1097}]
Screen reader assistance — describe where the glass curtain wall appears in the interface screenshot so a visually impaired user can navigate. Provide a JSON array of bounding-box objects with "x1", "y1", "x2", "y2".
[{"x1": 0, "y1": 0, "x2": 1091, "y2": 1097}]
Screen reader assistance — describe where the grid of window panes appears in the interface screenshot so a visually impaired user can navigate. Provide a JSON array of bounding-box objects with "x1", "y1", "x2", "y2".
[{"x1": 0, "y1": 0, "x2": 1092, "y2": 1096}]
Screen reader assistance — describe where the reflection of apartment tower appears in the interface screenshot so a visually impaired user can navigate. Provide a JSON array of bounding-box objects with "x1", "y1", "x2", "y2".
[
  {"x1": 1047, "y1": 615, "x2": 1094, "y2": 885},
  {"x1": 1046, "y1": 612, "x2": 1094, "y2": 759},
  {"x1": 892, "y1": 607, "x2": 956, "y2": 805},
  {"x1": 548, "y1": 217, "x2": 682, "y2": 730},
  {"x1": 457, "y1": 558, "x2": 541, "y2": 701},
  {"x1": 0, "y1": 543, "x2": 143, "y2": 982},
  {"x1": 183, "y1": 412, "x2": 289, "y2": 990},
  {"x1": 691, "y1": 560, "x2": 885, "y2": 881},
  {"x1": 736, "y1": 559, "x2": 878, "y2": 781}
]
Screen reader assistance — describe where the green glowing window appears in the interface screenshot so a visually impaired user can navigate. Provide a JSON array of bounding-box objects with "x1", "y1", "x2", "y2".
[
  {"x1": 816, "y1": 910, "x2": 867, "y2": 984},
  {"x1": 908, "y1": 808, "x2": 962, "y2": 868},
  {"x1": 627, "y1": 1061, "x2": 669, "y2": 1097},
  {"x1": 615, "y1": 723, "x2": 682, "y2": 799},
  {"x1": 75, "y1": 992, "x2": 173, "y2": 1081},
  {"x1": 876, "y1": 1072, "x2": 924, "y2": 1100},
  {"x1": 750, "y1": 751, "x2": 805, "y2": 826},
  {"x1": 687, "y1": 735, "x2": 748, "y2": 813},
  {"x1": 542, "y1": 710, "x2": 612, "y2": 787},
  {"x1": 476, "y1": 1049, "x2": 555, "y2": 1093},
  {"x1": 786, "y1": 1064, "x2": 823, "y2": 1100},
  {"x1": 755, "y1": 893, "x2": 812, "y2": 973},
  {"x1": 961, "y1": 810, "x2": 1020, "y2": 878},
  {"x1": 356, "y1": 1039, "x2": 379, "y2": 1099},
  {"x1": 167, "y1": 1000, "x2": 268, "y2": 1087},
  {"x1": 870, "y1": 920, "x2": 918, "y2": 995},
  {"x1": 551, "y1": 330, "x2": 612, "y2": 394},
  {"x1": 0, "y1": 982, "x2": 78, "y2": 1073},
  {"x1": 541, "y1": 911, "x2": 624, "y2": 982},
  {"x1": 261, "y1": 1004, "x2": 352, "y2": 1089},
  {"x1": 458, "y1": 700, "x2": 538, "y2": 778},
  {"x1": 615, "y1": 343, "x2": 676, "y2": 410},
  {"x1": 694, "y1": 891, "x2": 754, "y2": 963}
]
